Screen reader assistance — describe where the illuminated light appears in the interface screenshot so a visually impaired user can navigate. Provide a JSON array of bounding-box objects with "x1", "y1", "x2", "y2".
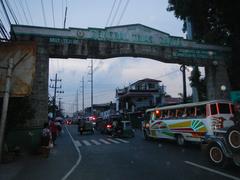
[
  {"x1": 107, "y1": 124, "x2": 112, "y2": 128},
  {"x1": 156, "y1": 110, "x2": 160, "y2": 114},
  {"x1": 146, "y1": 123, "x2": 150, "y2": 128}
]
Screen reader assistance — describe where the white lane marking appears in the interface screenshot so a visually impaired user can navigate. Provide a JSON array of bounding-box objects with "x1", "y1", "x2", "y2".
[
  {"x1": 62, "y1": 126, "x2": 82, "y2": 180},
  {"x1": 82, "y1": 140, "x2": 91, "y2": 146},
  {"x1": 115, "y1": 138, "x2": 129, "y2": 143},
  {"x1": 99, "y1": 139, "x2": 111, "y2": 144},
  {"x1": 90, "y1": 139, "x2": 101, "y2": 145},
  {"x1": 74, "y1": 140, "x2": 82, "y2": 147},
  {"x1": 184, "y1": 161, "x2": 240, "y2": 180},
  {"x1": 107, "y1": 138, "x2": 120, "y2": 144}
]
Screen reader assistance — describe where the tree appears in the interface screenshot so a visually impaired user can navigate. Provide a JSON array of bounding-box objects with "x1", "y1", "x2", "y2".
[
  {"x1": 189, "y1": 66, "x2": 207, "y2": 101},
  {"x1": 167, "y1": 0, "x2": 240, "y2": 90}
]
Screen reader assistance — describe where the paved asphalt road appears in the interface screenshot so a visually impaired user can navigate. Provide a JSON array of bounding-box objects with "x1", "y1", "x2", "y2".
[
  {"x1": 65, "y1": 125, "x2": 240, "y2": 180},
  {"x1": 1, "y1": 124, "x2": 239, "y2": 180}
]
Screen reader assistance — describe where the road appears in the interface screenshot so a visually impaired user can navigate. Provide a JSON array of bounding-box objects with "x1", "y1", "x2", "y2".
[{"x1": 65, "y1": 125, "x2": 240, "y2": 180}]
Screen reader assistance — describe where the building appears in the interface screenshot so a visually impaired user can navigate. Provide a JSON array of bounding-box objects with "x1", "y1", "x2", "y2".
[
  {"x1": 116, "y1": 78, "x2": 165, "y2": 114},
  {"x1": 84, "y1": 102, "x2": 116, "y2": 116}
]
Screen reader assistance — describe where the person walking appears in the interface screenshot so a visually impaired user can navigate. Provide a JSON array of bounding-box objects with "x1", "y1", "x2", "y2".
[
  {"x1": 49, "y1": 120, "x2": 58, "y2": 145},
  {"x1": 40, "y1": 122, "x2": 52, "y2": 157}
]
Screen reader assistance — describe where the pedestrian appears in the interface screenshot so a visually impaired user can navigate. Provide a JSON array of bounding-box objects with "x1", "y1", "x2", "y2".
[
  {"x1": 40, "y1": 122, "x2": 52, "y2": 157},
  {"x1": 78, "y1": 118, "x2": 85, "y2": 135},
  {"x1": 41, "y1": 122, "x2": 51, "y2": 146},
  {"x1": 50, "y1": 120, "x2": 58, "y2": 145}
]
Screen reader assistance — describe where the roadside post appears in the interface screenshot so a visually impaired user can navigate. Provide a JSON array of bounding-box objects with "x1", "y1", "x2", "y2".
[{"x1": 0, "y1": 58, "x2": 13, "y2": 163}]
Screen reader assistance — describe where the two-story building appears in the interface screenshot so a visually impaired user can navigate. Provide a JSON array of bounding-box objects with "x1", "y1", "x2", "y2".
[{"x1": 116, "y1": 78, "x2": 165, "y2": 114}]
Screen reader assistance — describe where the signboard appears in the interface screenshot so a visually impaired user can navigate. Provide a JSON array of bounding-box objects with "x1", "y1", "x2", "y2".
[
  {"x1": 0, "y1": 42, "x2": 36, "y2": 97},
  {"x1": 12, "y1": 24, "x2": 231, "y2": 61},
  {"x1": 230, "y1": 91, "x2": 240, "y2": 103}
]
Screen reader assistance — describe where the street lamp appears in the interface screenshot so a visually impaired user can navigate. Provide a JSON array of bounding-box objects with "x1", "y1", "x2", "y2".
[
  {"x1": 180, "y1": 65, "x2": 187, "y2": 103},
  {"x1": 221, "y1": 85, "x2": 226, "y2": 91},
  {"x1": 220, "y1": 85, "x2": 226, "y2": 99}
]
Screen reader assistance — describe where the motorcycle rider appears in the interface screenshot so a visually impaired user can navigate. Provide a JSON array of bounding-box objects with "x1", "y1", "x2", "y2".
[
  {"x1": 78, "y1": 118, "x2": 85, "y2": 135},
  {"x1": 112, "y1": 119, "x2": 123, "y2": 137}
]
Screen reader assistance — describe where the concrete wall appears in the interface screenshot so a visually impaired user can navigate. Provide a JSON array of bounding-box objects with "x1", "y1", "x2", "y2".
[
  {"x1": 28, "y1": 39, "x2": 49, "y2": 127},
  {"x1": 205, "y1": 61, "x2": 230, "y2": 100}
]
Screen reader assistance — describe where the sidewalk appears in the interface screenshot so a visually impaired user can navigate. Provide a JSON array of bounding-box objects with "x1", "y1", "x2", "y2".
[{"x1": 0, "y1": 128, "x2": 78, "y2": 180}]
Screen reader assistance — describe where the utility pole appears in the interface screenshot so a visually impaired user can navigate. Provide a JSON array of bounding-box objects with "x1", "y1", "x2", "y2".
[
  {"x1": 76, "y1": 89, "x2": 78, "y2": 113},
  {"x1": 180, "y1": 65, "x2": 187, "y2": 103},
  {"x1": 0, "y1": 58, "x2": 13, "y2": 163},
  {"x1": 50, "y1": 74, "x2": 63, "y2": 120},
  {"x1": 58, "y1": 97, "x2": 62, "y2": 114},
  {"x1": 79, "y1": 76, "x2": 85, "y2": 115},
  {"x1": 88, "y1": 59, "x2": 93, "y2": 115},
  {"x1": 63, "y1": 5, "x2": 68, "y2": 28}
]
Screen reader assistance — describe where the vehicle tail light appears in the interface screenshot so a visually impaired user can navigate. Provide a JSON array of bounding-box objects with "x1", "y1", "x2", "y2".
[{"x1": 107, "y1": 124, "x2": 112, "y2": 128}]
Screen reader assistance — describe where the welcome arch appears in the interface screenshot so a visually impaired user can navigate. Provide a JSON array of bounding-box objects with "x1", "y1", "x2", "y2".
[{"x1": 11, "y1": 24, "x2": 231, "y2": 126}]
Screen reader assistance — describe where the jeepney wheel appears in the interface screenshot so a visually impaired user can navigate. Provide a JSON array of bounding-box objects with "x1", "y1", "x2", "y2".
[
  {"x1": 226, "y1": 126, "x2": 240, "y2": 152},
  {"x1": 208, "y1": 143, "x2": 228, "y2": 167},
  {"x1": 176, "y1": 135, "x2": 185, "y2": 146},
  {"x1": 233, "y1": 154, "x2": 240, "y2": 167}
]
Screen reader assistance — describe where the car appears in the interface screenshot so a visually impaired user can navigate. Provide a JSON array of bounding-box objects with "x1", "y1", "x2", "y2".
[
  {"x1": 95, "y1": 117, "x2": 104, "y2": 131},
  {"x1": 78, "y1": 119, "x2": 94, "y2": 135},
  {"x1": 98, "y1": 115, "x2": 122, "y2": 135},
  {"x1": 65, "y1": 118, "x2": 72, "y2": 125},
  {"x1": 98, "y1": 119, "x2": 113, "y2": 135},
  {"x1": 202, "y1": 125, "x2": 240, "y2": 167}
]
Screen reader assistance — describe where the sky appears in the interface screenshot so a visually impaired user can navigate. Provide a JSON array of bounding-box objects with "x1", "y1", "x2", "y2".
[{"x1": 0, "y1": 0, "x2": 200, "y2": 115}]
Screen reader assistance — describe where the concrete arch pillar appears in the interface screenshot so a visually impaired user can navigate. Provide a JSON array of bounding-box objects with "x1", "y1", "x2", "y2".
[
  {"x1": 205, "y1": 61, "x2": 230, "y2": 100},
  {"x1": 29, "y1": 44, "x2": 49, "y2": 127}
]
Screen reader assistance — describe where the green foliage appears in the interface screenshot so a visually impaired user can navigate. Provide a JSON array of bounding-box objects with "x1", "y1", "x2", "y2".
[
  {"x1": 167, "y1": 0, "x2": 240, "y2": 90},
  {"x1": 189, "y1": 66, "x2": 207, "y2": 101},
  {"x1": 167, "y1": 0, "x2": 238, "y2": 45}
]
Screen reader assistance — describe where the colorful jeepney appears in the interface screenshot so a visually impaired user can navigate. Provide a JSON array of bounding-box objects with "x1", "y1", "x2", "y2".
[{"x1": 142, "y1": 100, "x2": 235, "y2": 145}]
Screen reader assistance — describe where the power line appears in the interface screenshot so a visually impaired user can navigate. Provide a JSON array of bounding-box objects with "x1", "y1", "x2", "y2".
[
  {"x1": 0, "y1": 0, "x2": 11, "y2": 26},
  {"x1": 5, "y1": 0, "x2": 18, "y2": 24},
  {"x1": 105, "y1": 0, "x2": 117, "y2": 27},
  {"x1": 19, "y1": 0, "x2": 29, "y2": 24},
  {"x1": 110, "y1": 0, "x2": 122, "y2": 26},
  {"x1": 0, "y1": 7, "x2": 10, "y2": 34},
  {"x1": 0, "y1": 19, "x2": 9, "y2": 39},
  {"x1": 117, "y1": 0, "x2": 130, "y2": 25},
  {"x1": 51, "y1": 0, "x2": 55, "y2": 27},
  {"x1": 24, "y1": 0, "x2": 33, "y2": 24},
  {"x1": 154, "y1": 69, "x2": 180, "y2": 79},
  {"x1": 12, "y1": 0, "x2": 23, "y2": 23},
  {"x1": 40, "y1": 0, "x2": 47, "y2": 26}
]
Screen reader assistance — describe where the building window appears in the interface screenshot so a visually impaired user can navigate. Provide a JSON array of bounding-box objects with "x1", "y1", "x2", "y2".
[{"x1": 148, "y1": 83, "x2": 155, "y2": 89}]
